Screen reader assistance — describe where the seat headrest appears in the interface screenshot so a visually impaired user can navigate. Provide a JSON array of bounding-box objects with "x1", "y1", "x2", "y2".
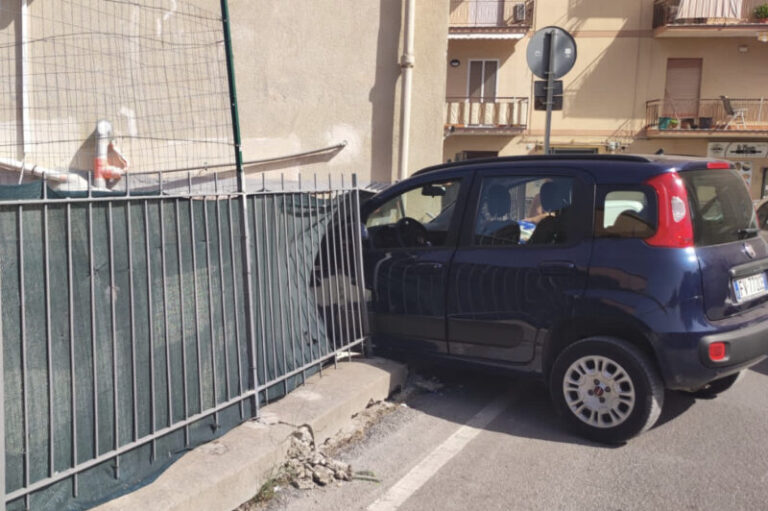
[
  {"x1": 487, "y1": 185, "x2": 510, "y2": 217},
  {"x1": 540, "y1": 180, "x2": 571, "y2": 212}
]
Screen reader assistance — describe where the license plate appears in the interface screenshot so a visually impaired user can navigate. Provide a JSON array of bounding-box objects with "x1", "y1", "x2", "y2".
[{"x1": 733, "y1": 273, "x2": 768, "y2": 303}]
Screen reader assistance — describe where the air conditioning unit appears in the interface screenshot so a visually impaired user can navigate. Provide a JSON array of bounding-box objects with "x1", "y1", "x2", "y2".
[{"x1": 513, "y1": 3, "x2": 526, "y2": 22}]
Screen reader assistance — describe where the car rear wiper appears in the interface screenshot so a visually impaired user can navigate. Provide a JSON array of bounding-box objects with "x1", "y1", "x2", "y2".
[{"x1": 737, "y1": 227, "x2": 759, "y2": 239}]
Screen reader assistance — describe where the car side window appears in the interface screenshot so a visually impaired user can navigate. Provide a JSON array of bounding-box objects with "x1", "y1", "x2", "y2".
[
  {"x1": 473, "y1": 176, "x2": 576, "y2": 246},
  {"x1": 595, "y1": 188, "x2": 656, "y2": 239},
  {"x1": 365, "y1": 179, "x2": 461, "y2": 249}
]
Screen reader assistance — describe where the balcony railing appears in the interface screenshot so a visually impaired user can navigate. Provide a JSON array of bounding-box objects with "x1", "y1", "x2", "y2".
[
  {"x1": 653, "y1": 0, "x2": 768, "y2": 29},
  {"x1": 645, "y1": 98, "x2": 768, "y2": 133},
  {"x1": 445, "y1": 97, "x2": 529, "y2": 132},
  {"x1": 449, "y1": 0, "x2": 533, "y2": 30}
]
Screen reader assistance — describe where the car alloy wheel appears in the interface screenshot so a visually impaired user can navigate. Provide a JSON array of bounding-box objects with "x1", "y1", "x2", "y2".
[
  {"x1": 550, "y1": 336, "x2": 664, "y2": 443},
  {"x1": 562, "y1": 355, "x2": 636, "y2": 429}
]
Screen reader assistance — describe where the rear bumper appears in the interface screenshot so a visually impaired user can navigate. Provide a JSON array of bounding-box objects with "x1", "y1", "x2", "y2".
[
  {"x1": 659, "y1": 318, "x2": 768, "y2": 391},
  {"x1": 699, "y1": 319, "x2": 768, "y2": 369}
]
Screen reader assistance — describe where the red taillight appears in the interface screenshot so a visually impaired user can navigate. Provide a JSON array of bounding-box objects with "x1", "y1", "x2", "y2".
[
  {"x1": 706, "y1": 161, "x2": 731, "y2": 169},
  {"x1": 708, "y1": 342, "x2": 727, "y2": 362},
  {"x1": 645, "y1": 172, "x2": 694, "y2": 248}
]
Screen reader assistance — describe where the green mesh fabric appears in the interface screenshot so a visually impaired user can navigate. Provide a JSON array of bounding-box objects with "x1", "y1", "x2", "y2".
[{"x1": 0, "y1": 186, "x2": 362, "y2": 510}]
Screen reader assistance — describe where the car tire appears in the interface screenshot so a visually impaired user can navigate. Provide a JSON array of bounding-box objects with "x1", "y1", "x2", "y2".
[
  {"x1": 549, "y1": 337, "x2": 664, "y2": 444},
  {"x1": 689, "y1": 371, "x2": 743, "y2": 398}
]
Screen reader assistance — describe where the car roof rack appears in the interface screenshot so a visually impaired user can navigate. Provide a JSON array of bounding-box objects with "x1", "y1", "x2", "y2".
[{"x1": 412, "y1": 154, "x2": 658, "y2": 177}]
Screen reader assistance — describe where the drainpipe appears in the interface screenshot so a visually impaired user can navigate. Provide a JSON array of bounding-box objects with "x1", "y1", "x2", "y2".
[{"x1": 398, "y1": 0, "x2": 415, "y2": 182}]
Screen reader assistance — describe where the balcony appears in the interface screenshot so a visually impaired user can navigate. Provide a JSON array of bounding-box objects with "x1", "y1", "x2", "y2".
[
  {"x1": 449, "y1": 0, "x2": 533, "y2": 39},
  {"x1": 653, "y1": 0, "x2": 768, "y2": 37},
  {"x1": 445, "y1": 97, "x2": 529, "y2": 135},
  {"x1": 645, "y1": 98, "x2": 768, "y2": 137}
]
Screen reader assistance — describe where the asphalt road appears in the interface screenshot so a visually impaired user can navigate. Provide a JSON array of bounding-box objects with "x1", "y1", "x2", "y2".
[{"x1": 265, "y1": 358, "x2": 768, "y2": 511}]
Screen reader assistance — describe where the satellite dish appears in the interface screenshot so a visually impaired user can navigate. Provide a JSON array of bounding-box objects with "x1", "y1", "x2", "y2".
[{"x1": 526, "y1": 26, "x2": 577, "y2": 80}]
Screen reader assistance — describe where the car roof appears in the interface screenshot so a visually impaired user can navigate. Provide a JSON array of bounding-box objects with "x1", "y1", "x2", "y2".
[{"x1": 410, "y1": 154, "x2": 728, "y2": 184}]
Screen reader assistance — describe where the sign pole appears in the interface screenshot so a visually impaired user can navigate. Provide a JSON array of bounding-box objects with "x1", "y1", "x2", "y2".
[{"x1": 544, "y1": 29, "x2": 556, "y2": 155}]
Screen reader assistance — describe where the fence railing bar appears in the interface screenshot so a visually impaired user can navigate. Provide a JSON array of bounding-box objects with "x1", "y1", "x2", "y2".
[
  {"x1": 143, "y1": 200, "x2": 157, "y2": 461},
  {"x1": 214, "y1": 183, "x2": 232, "y2": 403},
  {"x1": 308, "y1": 175, "x2": 323, "y2": 372},
  {"x1": 43, "y1": 182, "x2": 55, "y2": 478},
  {"x1": 282, "y1": 176, "x2": 299, "y2": 386},
  {"x1": 261, "y1": 174, "x2": 276, "y2": 403},
  {"x1": 126, "y1": 202, "x2": 139, "y2": 450},
  {"x1": 351, "y1": 175, "x2": 369, "y2": 347},
  {"x1": 287, "y1": 183, "x2": 301, "y2": 376},
  {"x1": 174, "y1": 199, "x2": 191, "y2": 445},
  {"x1": 250, "y1": 192, "x2": 266, "y2": 400},
  {"x1": 338, "y1": 176, "x2": 355, "y2": 351},
  {"x1": 160, "y1": 194, "x2": 173, "y2": 431},
  {"x1": 256, "y1": 338, "x2": 365, "y2": 391},
  {"x1": 320, "y1": 179, "x2": 337, "y2": 363},
  {"x1": 227, "y1": 197, "x2": 245, "y2": 420},
  {"x1": 108, "y1": 202, "x2": 120, "y2": 478},
  {"x1": 189, "y1": 195, "x2": 204, "y2": 416},
  {"x1": 66, "y1": 203, "x2": 79, "y2": 497},
  {"x1": 347, "y1": 175, "x2": 364, "y2": 341},
  {"x1": 88, "y1": 185, "x2": 100, "y2": 461},
  {"x1": 328, "y1": 178, "x2": 343, "y2": 365},
  {"x1": 276, "y1": 175, "x2": 290, "y2": 395},
  {"x1": 296, "y1": 175, "x2": 309, "y2": 373},
  {"x1": 0, "y1": 186, "x2": 361, "y2": 208},
  {"x1": 202, "y1": 200, "x2": 220, "y2": 428},
  {"x1": 18, "y1": 205, "x2": 30, "y2": 511}
]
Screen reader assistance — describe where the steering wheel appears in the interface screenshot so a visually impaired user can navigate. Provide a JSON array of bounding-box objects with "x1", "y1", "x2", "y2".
[{"x1": 395, "y1": 217, "x2": 429, "y2": 247}]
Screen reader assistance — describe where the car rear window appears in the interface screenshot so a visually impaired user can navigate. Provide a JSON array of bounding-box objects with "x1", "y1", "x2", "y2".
[{"x1": 681, "y1": 169, "x2": 758, "y2": 246}]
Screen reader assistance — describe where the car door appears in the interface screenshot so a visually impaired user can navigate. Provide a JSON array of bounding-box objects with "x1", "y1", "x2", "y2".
[
  {"x1": 362, "y1": 171, "x2": 471, "y2": 353},
  {"x1": 447, "y1": 166, "x2": 593, "y2": 363}
]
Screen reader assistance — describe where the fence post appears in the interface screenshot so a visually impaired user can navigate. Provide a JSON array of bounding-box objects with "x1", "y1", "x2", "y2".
[
  {"x1": 0, "y1": 264, "x2": 5, "y2": 511},
  {"x1": 221, "y1": 0, "x2": 259, "y2": 416}
]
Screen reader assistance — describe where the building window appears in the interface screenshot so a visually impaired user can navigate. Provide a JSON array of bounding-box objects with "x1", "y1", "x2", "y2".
[{"x1": 468, "y1": 60, "x2": 498, "y2": 102}]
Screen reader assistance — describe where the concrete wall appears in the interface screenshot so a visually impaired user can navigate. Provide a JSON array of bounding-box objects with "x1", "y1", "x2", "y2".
[{"x1": 224, "y1": 0, "x2": 448, "y2": 184}]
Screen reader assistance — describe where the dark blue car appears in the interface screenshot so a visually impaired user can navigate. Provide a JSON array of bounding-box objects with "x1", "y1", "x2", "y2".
[{"x1": 360, "y1": 155, "x2": 768, "y2": 443}]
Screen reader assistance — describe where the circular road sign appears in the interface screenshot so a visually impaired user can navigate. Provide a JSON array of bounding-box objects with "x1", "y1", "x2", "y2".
[{"x1": 526, "y1": 26, "x2": 577, "y2": 80}]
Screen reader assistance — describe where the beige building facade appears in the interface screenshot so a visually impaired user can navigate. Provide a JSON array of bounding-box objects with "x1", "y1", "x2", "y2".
[{"x1": 443, "y1": 0, "x2": 768, "y2": 198}]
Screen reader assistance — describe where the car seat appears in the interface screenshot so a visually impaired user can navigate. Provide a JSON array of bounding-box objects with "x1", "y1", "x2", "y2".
[
  {"x1": 528, "y1": 180, "x2": 572, "y2": 244},
  {"x1": 477, "y1": 185, "x2": 520, "y2": 245}
]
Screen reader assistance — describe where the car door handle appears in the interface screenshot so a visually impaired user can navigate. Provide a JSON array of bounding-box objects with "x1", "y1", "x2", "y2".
[
  {"x1": 414, "y1": 262, "x2": 443, "y2": 270},
  {"x1": 538, "y1": 260, "x2": 576, "y2": 274}
]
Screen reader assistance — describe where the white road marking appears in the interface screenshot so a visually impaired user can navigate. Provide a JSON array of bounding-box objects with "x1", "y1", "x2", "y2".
[{"x1": 367, "y1": 394, "x2": 511, "y2": 511}]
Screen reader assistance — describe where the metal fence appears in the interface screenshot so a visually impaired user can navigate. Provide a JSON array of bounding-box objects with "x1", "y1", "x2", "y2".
[
  {"x1": 445, "y1": 97, "x2": 529, "y2": 129},
  {"x1": 0, "y1": 171, "x2": 366, "y2": 510},
  {"x1": 645, "y1": 98, "x2": 768, "y2": 131},
  {"x1": 448, "y1": 0, "x2": 532, "y2": 27},
  {"x1": 653, "y1": 0, "x2": 768, "y2": 28}
]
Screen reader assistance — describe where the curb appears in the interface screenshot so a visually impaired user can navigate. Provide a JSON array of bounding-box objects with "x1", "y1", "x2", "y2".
[{"x1": 93, "y1": 357, "x2": 408, "y2": 511}]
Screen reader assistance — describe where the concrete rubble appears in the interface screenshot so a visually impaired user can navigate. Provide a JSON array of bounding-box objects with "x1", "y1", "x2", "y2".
[{"x1": 284, "y1": 425, "x2": 352, "y2": 490}]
